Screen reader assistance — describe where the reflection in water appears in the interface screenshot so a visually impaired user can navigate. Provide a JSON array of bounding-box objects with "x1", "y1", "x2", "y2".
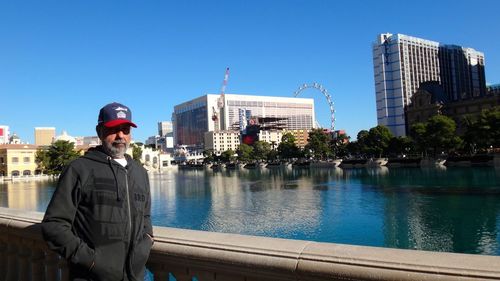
[
  {"x1": 0, "y1": 179, "x2": 57, "y2": 212},
  {"x1": 359, "y1": 167, "x2": 500, "y2": 255},
  {"x1": 1, "y1": 167, "x2": 499, "y2": 255}
]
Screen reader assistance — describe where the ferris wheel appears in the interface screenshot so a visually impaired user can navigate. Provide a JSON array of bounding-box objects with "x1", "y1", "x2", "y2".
[{"x1": 293, "y1": 82, "x2": 335, "y2": 131}]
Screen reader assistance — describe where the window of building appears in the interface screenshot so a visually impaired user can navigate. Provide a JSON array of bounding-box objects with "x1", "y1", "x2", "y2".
[
  {"x1": 12, "y1": 157, "x2": 19, "y2": 164},
  {"x1": 12, "y1": 170, "x2": 20, "y2": 176},
  {"x1": 24, "y1": 157, "x2": 30, "y2": 163},
  {"x1": 23, "y1": 170, "x2": 31, "y2": 176}
]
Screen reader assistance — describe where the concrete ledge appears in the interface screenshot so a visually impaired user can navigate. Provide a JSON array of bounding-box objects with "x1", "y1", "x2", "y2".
[{"x1": 1, "y1": 207, "x2": 500, "y2": 281}]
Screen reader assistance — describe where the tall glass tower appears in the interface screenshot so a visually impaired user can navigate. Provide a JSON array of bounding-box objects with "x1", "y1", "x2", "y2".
[{"x1": 373, "y1": 33, "x2": 486, "y2": 136}]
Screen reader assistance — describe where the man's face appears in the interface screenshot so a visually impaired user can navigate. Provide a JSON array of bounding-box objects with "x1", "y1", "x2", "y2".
[{"x1": 100, "y1": 124, "x2": 132, "y2": 158}]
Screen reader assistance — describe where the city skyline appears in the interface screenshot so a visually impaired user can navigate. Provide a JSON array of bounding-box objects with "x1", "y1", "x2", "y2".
[{"x1": 1, "y1": 0, "x2": 499, "y2": 143}]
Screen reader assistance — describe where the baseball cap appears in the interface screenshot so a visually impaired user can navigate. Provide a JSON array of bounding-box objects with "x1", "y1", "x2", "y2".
[{"x1": 98, "y1": 102, "x2": 137, "y2": 128}]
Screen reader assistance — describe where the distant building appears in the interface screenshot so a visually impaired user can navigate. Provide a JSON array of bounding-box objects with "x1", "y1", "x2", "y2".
[
  {"x1": 406, "y1": 82, "x2": 500, "y2": 135},
  {"x1": 173, "y1": 94, "x2": 315, "y2": 146},
  {"x1": 285, "y1": 129, "x2": 309, "y2": 148},
  {"x1": 34, "y1": 127, "x2": 56, "y2": 146},
  {"x1": 9, "y1": 133, "x2": 21, "y2": 144},
  {"x1": 258, "y1": 130, "x2": 283, "y2": 149},
  {"x1": 54, "y1": 131, "x2": 77, "y2": 144},
  {"x1": 158, "y1": 121, "x2": 173, "y2": 136},
  {"x1": 0, "y1": 126, "x2": 9, "y2": 145},
  {"x1": 373, "y1": 33, "x2": 486, "y2": 136},
  {"x1": 0, "y1": 144, "x2": 39, "y2": 177},
  {"x1": 204, "y1": 130, "x2": 241, "y2": 155},
  {"x1": 488, "y1": 84, "x2": 500, "y2": 95}
]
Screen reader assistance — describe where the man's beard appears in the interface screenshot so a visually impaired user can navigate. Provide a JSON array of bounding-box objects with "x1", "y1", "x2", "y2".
[{"x1": 103, "y1": 140, "x2": 129, "y2": 158}]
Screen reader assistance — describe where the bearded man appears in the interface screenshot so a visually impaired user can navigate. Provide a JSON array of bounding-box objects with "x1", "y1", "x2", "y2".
[{"x1": 42, "y1": 102, "x2": 153, "y2": 281}]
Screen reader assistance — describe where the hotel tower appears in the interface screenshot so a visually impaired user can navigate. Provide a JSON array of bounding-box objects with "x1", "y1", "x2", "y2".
[{"x1": 373, "y1": 33, "x2": 486, "y2": 136}]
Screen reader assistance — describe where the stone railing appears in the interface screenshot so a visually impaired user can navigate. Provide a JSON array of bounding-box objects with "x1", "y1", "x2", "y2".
[{"x1": 1, "y1": 207, "x2": 500, "y2": 281}]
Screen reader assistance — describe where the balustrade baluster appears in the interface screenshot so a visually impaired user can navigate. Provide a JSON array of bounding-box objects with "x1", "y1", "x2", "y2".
[
  {"x1": 30, "y1": 243, "x2": 45, "y2": 281},
  {"x1": 44, "y1": 251, "x2": 59, "y2": 281},
  {"x1": 6, "y1": 235, "x2": 19, "y2": 281},
  {"x1": 149, "y1": 264, "x2": 170, "y2": 281},
  {"x1": 0, "y1": 235, "x2": 8, "y2": 281},
  {"x1": 210, "y1": 273, "x2": 245, "y2": 281},
  {"x1": 164, "y1": 265, "x2": 192, "y2": 281},
  {"x1": 190, "y1": 270, "x2": 216, "y2": 281},
  {"x1": 170, "y1": 271, "x2": 192, "y2": 281},
  {"x1": 59, "y1": 258, "x2": 70, "y2": 281},
  {"x1": 17, "y1": 238, "x2": 31, "y2": 281}
]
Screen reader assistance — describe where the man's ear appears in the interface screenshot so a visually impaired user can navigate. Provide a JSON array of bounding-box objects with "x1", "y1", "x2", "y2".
[{"x1": 96, "y1": 125, "x2": 102, "y2": 138}]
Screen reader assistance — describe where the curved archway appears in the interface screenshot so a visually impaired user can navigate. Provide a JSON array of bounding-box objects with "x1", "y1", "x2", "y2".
[{"x1": 293, "y1": 82, "x2": 335, "y2": 131}]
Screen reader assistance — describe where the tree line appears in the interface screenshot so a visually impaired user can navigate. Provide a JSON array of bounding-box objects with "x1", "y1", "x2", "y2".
[
  {"x1": 35, "y1": 107, "x2": 499, "y2": 173},
  {"x1": 205, "y1": 106, "x2": 499, "y2": 163}
]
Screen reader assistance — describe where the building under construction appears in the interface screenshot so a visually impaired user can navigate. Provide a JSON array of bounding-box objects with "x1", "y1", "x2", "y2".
[{"x1": 172, "y1": 94, "x2": 315, "y2": 147}]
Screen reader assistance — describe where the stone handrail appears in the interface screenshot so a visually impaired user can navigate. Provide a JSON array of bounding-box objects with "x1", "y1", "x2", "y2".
[{"x1": 1, "y1": 207, "x2": 500, "y2": 281}]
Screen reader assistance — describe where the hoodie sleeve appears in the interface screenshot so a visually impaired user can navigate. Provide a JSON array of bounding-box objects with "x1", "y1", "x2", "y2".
[
  {"x1": 143, "y1": 171, "x2": 153, "y2": 237},
  {"x1": 41, "y1": 164, "x2": 95, "y2": 270}
]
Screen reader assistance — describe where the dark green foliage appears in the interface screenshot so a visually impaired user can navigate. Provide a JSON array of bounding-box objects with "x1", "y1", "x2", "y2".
[
  {"x1": 237, "y1": 144, "x2": 253, "y2": 162},
  {"x1": 35, "y1": 140, "x2": 80, "y2": 175},
  {"x1": 252, "y1": 141, "x2": 271, "y2": 161},
  {"x1": 132, "y1": 144, "x2": 143, "y2": 162},
  {"x1": 330, "y1": 133, "x2": 349, "y2": 158},
  {"x1": 220, "y1": 149, "x2": 236, "y2": 163},
  {"x1": 462, "y1": 107, "x2": 500, "y2": 153},
  {"x1": 277, "y1": 132, "x2": 302, "y2": 160},
  {"x1": 305, "y1": 128, "x2": 332, "y2": 160}
]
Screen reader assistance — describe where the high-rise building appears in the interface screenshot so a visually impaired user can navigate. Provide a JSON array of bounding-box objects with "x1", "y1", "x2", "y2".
[
  {"x1": 158, "y1": 121, "x2": 173, "y2": 137},
  {"x1": 34, "y1": 127, "x2": 56, "y2": 146},
  {"x1": 173, "y1": 94, "x2": 315, "y2": 146},
  {"x1": 373, "y1": 33, "x2": 486, "y2": 136},
  {"x1": 0, "y1": 125, "x2": 9, "y2": 144}
]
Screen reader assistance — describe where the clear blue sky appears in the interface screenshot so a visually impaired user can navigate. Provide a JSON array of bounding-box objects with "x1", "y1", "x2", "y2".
[{"x1": 1, "y1": 0, "x2": 499, "y2": 143}]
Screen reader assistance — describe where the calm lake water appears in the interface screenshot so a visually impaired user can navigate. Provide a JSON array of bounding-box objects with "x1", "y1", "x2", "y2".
[{"x1": 1, "y1": 166, "x2": 500, "y2": 255}]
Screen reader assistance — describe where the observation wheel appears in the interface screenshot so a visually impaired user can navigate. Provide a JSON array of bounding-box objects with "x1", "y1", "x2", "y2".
[{"x1": 293, "y1": 82, "x2": 335, "y2": 131}]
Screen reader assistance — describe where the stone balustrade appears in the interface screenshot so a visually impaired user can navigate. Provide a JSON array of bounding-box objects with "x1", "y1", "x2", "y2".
[{"x1": 1, "y1": 207, "x2": 500, "y2": 281}]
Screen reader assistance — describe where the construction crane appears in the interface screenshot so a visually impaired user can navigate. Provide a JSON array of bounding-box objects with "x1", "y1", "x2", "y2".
[{"x1": 212, "y1": 67, "x2": 230, "y2": 131}]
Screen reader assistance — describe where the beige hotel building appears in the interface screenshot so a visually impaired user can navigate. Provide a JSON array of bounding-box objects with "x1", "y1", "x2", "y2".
[{"x1": 35, "y1": 127, "x2": 56, "y2": 146}]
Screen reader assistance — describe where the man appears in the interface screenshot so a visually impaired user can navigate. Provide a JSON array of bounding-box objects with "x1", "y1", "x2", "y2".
[{"x1": 42, "y1": 102, "x2": 153, "y2": 281}]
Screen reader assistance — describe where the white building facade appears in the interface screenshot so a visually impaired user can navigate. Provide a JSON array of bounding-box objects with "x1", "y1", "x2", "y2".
[
  {"x1": 204, "y1": 130, "x2": 241, "y2": 155},
  {"x1": 373, "y1": 33, "x2": 486, "y2": 136},
  {"x1": 0, "y1": 126, "x2": 9, "y2": 144},
  {"x1": 173, "y1": 94, "x2": 315, "y2": 146},
  {"x1": 258, "y1": 130, "x2": 283, "y2": 149}
]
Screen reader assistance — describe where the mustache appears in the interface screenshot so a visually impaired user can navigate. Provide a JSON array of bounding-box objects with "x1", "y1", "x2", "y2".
[{"x1": 112, "y1": 140, "x2": 127, "y2": 145}]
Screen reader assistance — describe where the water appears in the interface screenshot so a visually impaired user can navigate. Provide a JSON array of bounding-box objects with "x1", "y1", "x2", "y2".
[{"x1": 1, "y1": 166, "x2": 500, "y2": 255}]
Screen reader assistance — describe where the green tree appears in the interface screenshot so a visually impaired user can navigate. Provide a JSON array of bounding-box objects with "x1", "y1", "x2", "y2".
[
  {"x1": 220, "y1": 149, "x2": 236, "y2": 163},
  {"x1": 305, "y1": 128, "x2": 332, "y2": 160},
  {"x1": 237, "y1": 144, "x2": 254, "y2": 162},
  {"x1": 387, "y1": 136, "x2": 415, "y2": 157},
  {"x1": 277, "y1": 132, "x2": 302, "y2": 160},
  {"x1": 330, "y1": 133, "x2": 349, "y2": 158},
  {"x1": 409, "y1": 122, "x2": 428, "y2": 156},
  {"x1": 203, "y1": 149, "x2": 215, "y2": 163},
  {"x1": 252, "y1": 141, "x2": 271, "y2": 161},
  {"x1": 463, "y1": 107, "x2": 500, "y2": 152},
  {"x1": 132, "y1": 144, "x2": 143, "y2": 162},
  {"x1": 369, "y1": 125, "x2": 393, "y2": 157},
  {"x1": 351, "y1": 130, "x2": 370, "y2": 157},
  {"x1": 35, "y1": 148, "x2": 50, "y2": 174},
  {"x1": 38, "y1": 140, "x2": 80, "y2": 175},
  {"x1": 425, "y1": 115, "x2": 461, "y2": 156}
]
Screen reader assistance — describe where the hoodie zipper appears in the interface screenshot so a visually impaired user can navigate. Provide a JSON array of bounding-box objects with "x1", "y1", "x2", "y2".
[{"x1": 125, "y1": 169, "x2": 132, "y2": 243}]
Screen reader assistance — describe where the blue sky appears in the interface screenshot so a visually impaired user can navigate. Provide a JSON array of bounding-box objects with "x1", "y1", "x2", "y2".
[{"x1": 1, "y1": 0, "x2": 499, "y2": 143}]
